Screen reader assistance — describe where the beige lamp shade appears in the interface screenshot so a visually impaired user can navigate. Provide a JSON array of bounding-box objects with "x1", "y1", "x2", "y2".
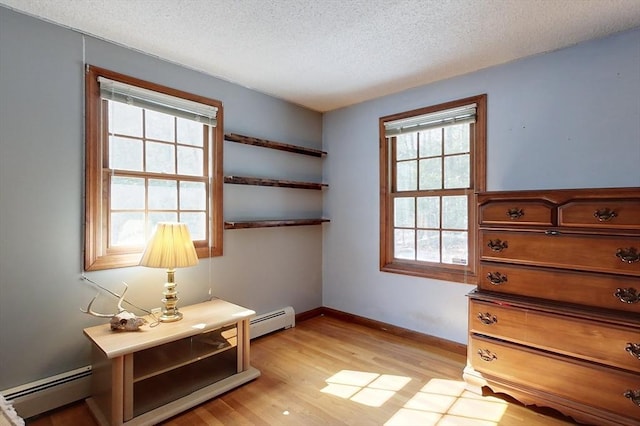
[{"x1": 139, "y1": 222, "x2": 199, "y2": 269}]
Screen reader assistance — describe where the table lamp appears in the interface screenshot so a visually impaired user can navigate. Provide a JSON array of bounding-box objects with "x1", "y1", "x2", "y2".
[{"x1": 139, "y1": 222, "x2": 199, "y2": 322}]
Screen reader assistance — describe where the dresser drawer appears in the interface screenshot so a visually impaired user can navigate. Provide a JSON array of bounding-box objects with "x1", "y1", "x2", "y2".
[
  {"x1": 478, "y1": 200, "x2": 554, "y2": 227},
  {"x1": 469, "y1": 299, "x2": 640, "y2": 373},
  {"x1": 469, "y1": 335, "x2": 640, "y2": 421},
  {"x1": 468, "y1": 298, "x2": 527, "y2": 343},
  {"x1": 559, "y1": 199, "x2": 640, "y2": 230},
  {"x1": 481, "y1": 230, "x2": 640, "y2": 276},
  {"x1": 478, "y1": 263, "x2": 640, "y2": 313}
]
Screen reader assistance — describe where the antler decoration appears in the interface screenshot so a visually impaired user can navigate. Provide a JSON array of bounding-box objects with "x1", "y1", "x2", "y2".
[
  {"x1": 81, "y1": 283, "x2": 147, "y2": 331},
  {"x1": 81, "y1": 282, "x2": 128, "y2": 317}
]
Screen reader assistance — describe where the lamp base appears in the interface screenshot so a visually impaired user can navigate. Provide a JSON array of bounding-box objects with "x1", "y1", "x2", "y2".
[
  {"x1": 159, "y1": 311, "x2": 183, "y2": 322},
  {"x1": 160, "y1": 269, "x2": 183, "y2": 322}
]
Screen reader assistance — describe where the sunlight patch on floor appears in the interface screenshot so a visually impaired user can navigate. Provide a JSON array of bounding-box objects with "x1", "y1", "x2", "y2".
[
  {"x1": 385, "y1": 378, "x2": 508, "y2": 425},
  {"x1": 321, "y1": 370, "x2": 411, "y2": 407},
  {"x1": 321, "y1": 371, "x2": 507, "y2": 425}
]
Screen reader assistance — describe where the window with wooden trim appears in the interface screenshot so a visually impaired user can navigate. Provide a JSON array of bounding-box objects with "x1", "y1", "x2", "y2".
[
  {"x1": 379, "y1": 95, "x2": 486, "y2": 283},
  {"x1": 84, "y1": 66, "x2": 223, "y2": 270}
]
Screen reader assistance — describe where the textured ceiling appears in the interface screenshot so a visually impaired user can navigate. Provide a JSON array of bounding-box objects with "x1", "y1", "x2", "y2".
[{"x1": 2, "y1": 0, "x2": 640, "y2": 112}]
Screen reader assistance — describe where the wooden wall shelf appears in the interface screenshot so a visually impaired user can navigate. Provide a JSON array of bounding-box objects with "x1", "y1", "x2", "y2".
[
  {"x1": 225, "y1": 133, "x2": 327, "y2": 157},
  {"x1": 225, "y1": 133, "x2": 327, "y2": 228},
  {"x1": 224, "y1": 219, "x2": 330, "y2": 230},
  {"x1": 224, "y1": 175, "x2": 327, "y2": 190}
]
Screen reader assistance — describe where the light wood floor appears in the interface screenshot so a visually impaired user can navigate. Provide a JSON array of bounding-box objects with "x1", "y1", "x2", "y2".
[{"x1": 28, "y1": 314, "x2": 576, "y2": 425}]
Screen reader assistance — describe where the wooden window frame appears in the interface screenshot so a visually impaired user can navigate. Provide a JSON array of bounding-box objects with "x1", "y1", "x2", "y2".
[
  {"x1": 84, "y1": 66, "x2": 223, "y2": 271},
  {"x1": 379, "y1": 94, "x2": 486, "y2": 283}
]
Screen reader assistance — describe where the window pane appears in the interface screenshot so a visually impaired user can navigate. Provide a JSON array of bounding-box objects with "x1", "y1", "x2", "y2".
[
  {"x1": 111, "y1": 177, "x2": 145, "y2": 210},
  {"x1": 444, "y1": 154, "x2": 469, "y2": 189},
  {"x1": 180, "y1": 181, "x2": 206, "y2": 210},
  {"x1": 396, "y1": 160, "x2": 417, "y2": 191},
  {"x1": 419, "y1": 158, "x2": 442, "y2": 190},
  {"x1": 419, "y1": 128, "x2": 442, "y2": 157},
  {"x1": 111, "y1": 212, "x2": 145, "y2": 246},
  {"x1": 177, "y1": 118, "x2": 204, "y2": 147},
  {"x1": 148, "y1": 179, "x2": 177, "y2": 210},
  {"x1": 379, "y1": 94, "x2": 485, "y2": 281},
  {"x1": 109, "y1": 101, "x2": 142, "y2": 137},
  {"x1": 394, "y1": 197, "x2": 415, "y2": 227},
  {"x1": 442, "y1": 231, "x2": 468, "y2": 265},
  {"x1": 86, "y1": 68, "x2": 223, "y2": 271},
  {"x1": 417, "y1": 196, "x2": 440, "y2": 228},
  {"x1": 177, "y1": 146, "x2": 203, "y2": 176},
  {"x1": 145, "y1": 109, "x2": 175, "y2": 142},
  {"x1": 110, "y1": 136, "x2": 143, "y2": 171},
  {"x1": 396, "y1": 133, "x2": 417, "y2": 161},
  {"x1": 444, "y1": 124, "x2": 469, "y2": 155},
  {"x1": 394, "y1": 229, "x2": 415, "y2": 260},
  {"x1": 148, "y1": 212, "x2": 178, "y2": 238},
  {"x1": 417, "y1": 230, "x2": 440, "y2": 262},
  {"x1": 442, "y1": 196, "x2": 468, "y2": 230},
  {"x1": 180, "y1": 213, "x2": 206, "y2": 240},
  {"x1": 146, "y1": 141, "x2": 175, "y2": 174}
]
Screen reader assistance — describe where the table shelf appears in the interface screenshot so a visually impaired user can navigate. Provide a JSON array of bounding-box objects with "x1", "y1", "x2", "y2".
[
  {"x1": 84, "y1": 299, "x2": 260, "y2": 426},
  {"x1": 133, "y1": 324, "x2": 237, "y2": 382},
  {"x1": 133, "y1": 349, "x2": 237, "y2": 417}
]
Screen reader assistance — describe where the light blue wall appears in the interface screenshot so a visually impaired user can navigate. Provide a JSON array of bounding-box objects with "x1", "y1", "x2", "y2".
[
  {"x1": 322, "y1": 28, "x2": 640, "y2": 344},
  {"x1": 0, "y1": 7, "x2": 323, "y2": 390}
]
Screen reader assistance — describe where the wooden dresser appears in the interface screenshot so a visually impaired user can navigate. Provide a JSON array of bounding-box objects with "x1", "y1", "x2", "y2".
[{"x1": 463, "y1": 187, "x2": 640, "y2": 426}]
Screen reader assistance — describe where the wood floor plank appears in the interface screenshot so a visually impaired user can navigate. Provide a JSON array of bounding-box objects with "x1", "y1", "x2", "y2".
[{"x1": 26, "y1": 314, "x2": 576, "y2": 425}]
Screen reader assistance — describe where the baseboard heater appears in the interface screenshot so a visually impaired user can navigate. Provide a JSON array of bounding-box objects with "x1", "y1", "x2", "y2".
[
  {"x1": 1, "y1": 365, "x2": 92, "y2": 419},
  {"x1": 250, "y1": 306, "x2": 295, "y2": 339}
]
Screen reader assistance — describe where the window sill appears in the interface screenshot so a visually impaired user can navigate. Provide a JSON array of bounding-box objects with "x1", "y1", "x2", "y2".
[{"x1": 380, "y1": 262, "x2": 478, "y2": 285}]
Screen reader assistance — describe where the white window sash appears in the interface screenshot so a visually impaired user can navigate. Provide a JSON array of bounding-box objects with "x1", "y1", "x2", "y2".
[
  {"x1": 98, "y1": 77, "x2": 218, "y2": 126},
  {"x1": 384, "y1": 103, "x2": 476, "y2": 136}
]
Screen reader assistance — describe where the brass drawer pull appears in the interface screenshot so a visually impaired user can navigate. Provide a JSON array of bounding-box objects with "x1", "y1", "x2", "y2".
[
  {"x1": 593, "y1": 208, "x2": 617, "y2": 222},
  {"x1": 616, "y1": 247, "x2": 640, "y2": 264},
  {"x1": 486, "y1": 272, "x2": 508, "y2": 285},
  {"x1": 487, "y1": 239, "x2": 508, "y2": 252},
  {"x1": 477, "y1": 312, "x2": 498, "y2": 325},
  {"x1": 615, "y1": 287, "x2": 639, "y2": 304},
  {"x1": 626, "y1": 343, "x2": 640, "y2": 360},
  {"x1": 623, "y1": 389, "x2": 640, "y2": 407},
  {"x1": 477, "y1": 349, "x2": 497, "y2": 362},
  {"x1": 506, "y1": 208, "x2": 524, "y2": 220}
]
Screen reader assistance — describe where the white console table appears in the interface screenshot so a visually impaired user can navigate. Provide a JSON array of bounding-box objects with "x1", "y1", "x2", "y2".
[{"x1": 83, "y1": 299, "x2": 260, "y2": 426}]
